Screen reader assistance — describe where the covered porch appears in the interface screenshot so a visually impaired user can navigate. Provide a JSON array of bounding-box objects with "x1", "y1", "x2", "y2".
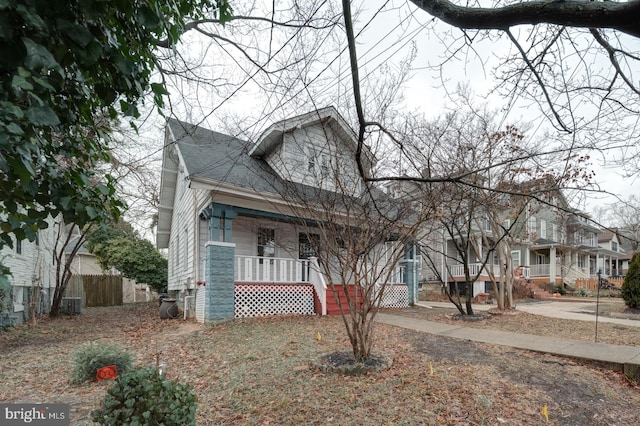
[
  {"x1": 195, "y1": 202, "x2": 412, "y2": 322},
  {"x1": 527, "y1": 243, "x2": 597, "y2": 285},
  {"x1": 595, "y1": 248, "x2": 629, "y2": 278}
]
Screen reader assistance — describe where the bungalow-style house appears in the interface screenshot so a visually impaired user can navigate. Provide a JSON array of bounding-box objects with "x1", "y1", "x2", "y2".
[{"x1": 157, "y1": 107, "x2": 413, "y2": 322}]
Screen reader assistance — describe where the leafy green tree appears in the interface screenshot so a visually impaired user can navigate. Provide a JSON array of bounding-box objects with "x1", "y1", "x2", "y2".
[
  {"x1": 621, "y1": 253, "x2": 640, "y2": 309},
  {"x1": 0, "y1": 0, "x2": 231, "y2": 247},
  {"x1": 87, "y1": 224, "x2": 168, "y2": 293}
]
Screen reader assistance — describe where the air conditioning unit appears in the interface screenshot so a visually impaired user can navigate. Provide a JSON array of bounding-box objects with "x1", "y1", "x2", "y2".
[{"x1": 61, "y1": 297, "x2": 82, "y2": 315}]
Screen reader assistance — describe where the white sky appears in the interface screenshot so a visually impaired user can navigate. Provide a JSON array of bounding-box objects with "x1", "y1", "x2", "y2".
[{"x1": 144, "y1": 0, "x2": 638, "y2": 221}]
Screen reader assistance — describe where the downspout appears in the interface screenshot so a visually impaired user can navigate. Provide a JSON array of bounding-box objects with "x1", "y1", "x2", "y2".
[{"x1": 184, "y1": 295, "x2": 195, "y2": 319}]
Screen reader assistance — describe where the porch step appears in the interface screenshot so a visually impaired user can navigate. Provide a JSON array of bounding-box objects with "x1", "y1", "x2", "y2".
[
  {"x1": 326, "y1": 285, "x2": 363, "y2": 316},
  {"x1": 515, "y1": 279, "x2": 554, "y2": 300}
]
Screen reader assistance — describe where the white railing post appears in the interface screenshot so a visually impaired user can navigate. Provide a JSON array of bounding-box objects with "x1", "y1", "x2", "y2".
[{"x1": 308, "y1": 257, "x2": 327, "y2": 315}]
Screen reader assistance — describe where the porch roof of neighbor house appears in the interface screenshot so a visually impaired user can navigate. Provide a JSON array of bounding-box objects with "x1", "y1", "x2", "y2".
[{"x1": 531, "y1": 239, "x2": 599, "y2": 253}]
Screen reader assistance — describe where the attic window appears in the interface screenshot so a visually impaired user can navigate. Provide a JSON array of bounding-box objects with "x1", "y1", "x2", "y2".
[
  {"x1": 320, "y1": 154, "x2": 329, "y2": 178},
  {"x1": 308, "y1": 148, "x2": 315, "y2": 173}
]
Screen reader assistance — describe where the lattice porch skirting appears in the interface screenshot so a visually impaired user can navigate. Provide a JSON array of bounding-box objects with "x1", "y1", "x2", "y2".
[
  {"x1": 235, "y1": 283, "x2": 316, "y2": 318},
  {"x1": 379, "y1": 284, "x2": 409, "y2": 308}
]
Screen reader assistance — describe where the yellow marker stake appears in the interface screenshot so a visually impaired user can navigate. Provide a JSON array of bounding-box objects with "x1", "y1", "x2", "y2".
[
  {"x1": 541, "y1": 405, "x2": 548, "y2": 422},
  {"x1": 316, "y1": 331, "x2": 322, "y2": 341},
  {"x1": 429, "y1": 361, "x2": 434, "y2": 376}
]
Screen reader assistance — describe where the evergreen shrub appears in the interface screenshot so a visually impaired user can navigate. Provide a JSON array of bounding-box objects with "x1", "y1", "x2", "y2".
[
  {"x1": 92, "y1": 367, "x2": 197, "y2": 425},
  {"x1": 621, "y1": 253, "x2": 640, "y2": 308}
]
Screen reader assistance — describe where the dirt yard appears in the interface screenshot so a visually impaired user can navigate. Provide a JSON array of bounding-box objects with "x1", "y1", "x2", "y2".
[{"x1": 1, "y1": 302, "x2": 639, "y2": 425}]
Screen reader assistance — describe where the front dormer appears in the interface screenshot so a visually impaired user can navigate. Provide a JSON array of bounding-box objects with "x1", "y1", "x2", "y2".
[{"x1": 249, "y1": 107, "x2": 374, "y2": 196}]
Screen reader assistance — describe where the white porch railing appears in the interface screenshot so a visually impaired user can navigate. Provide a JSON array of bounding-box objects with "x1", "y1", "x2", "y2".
[
  {"x1": 448, "y1": 263, "x2": 501, "y2": 278},
  {"x1": 528, "y1": 264, "x2": 549, "y2": 277},
  {"x1": 235, "y1": 256, "x2": 309, "y2": 283}
]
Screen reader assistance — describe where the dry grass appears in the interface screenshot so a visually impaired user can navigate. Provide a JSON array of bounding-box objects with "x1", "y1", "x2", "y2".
[{"x1": 1, "y1": 302, "x2": 639, "y2": 425}]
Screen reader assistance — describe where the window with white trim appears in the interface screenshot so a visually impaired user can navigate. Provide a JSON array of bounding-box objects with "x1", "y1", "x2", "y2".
[
  {"x1": 511, "y1": 250, "x2": 521, "y2": 267},
  {"x1": 482, "y1": 212, "x2": 491, "y2": 232},
  {"x1": 578, "y1": 255, "x2": 586, "y2": 268},
  {"x1": 528, "y1": 216, "x2": 536, "y2": 239},
  {"x1": 258, "y1": 228, "x2": 275, "y2": 257},
  {"x1": 307, "y1": 147, "x2": 315, "y2": 173},
  {"x1": 184, "y1": 229, "x2": 189, "y2": 271}
]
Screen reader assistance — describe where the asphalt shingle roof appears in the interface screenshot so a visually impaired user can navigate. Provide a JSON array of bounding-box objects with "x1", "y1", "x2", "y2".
[
  {"x1": 166, "y1": 118, "x2": 403, "y2": 221},
  {"x1": 168, "y1": 118, "x2": 285, "y2": 195}
]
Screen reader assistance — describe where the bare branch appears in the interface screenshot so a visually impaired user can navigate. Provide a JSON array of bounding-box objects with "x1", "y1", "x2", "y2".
[
  {"x1": 409, "y1": 0, "x2": 640, "y2": 38},
  {"x1": 590, "y1": 28, "x2": 640, "y2": 96}
]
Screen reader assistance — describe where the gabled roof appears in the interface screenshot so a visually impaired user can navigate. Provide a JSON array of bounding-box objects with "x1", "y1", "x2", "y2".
[
  {"x1": 157, "y1": 118, "x2": 286, "y2": 248},
  {"x1": 168, "y1": 118, "x2": 284, "y2": 194},
  {"x1": 597, "y1": 228, "x2": 619, "y2": 243},
  {"x1": 249, "y1": 106, "x2": 375, "y2": 167},
  {"x1": 157, "y1": 113, "x2": 384, "y2": 248}
]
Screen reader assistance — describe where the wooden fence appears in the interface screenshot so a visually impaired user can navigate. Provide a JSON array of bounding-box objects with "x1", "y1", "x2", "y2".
[
  {"x1": 64, "y1": 275, "x2": 123, "y2": 307},
  {"x1": 574, "y1": 277, "x2": 624, "y2": 291}
]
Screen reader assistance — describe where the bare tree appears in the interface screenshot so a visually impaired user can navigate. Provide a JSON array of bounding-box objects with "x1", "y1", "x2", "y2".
[
  {"x1": 252, "y1": 113, "x2": 430, "y2": 362},
  {"x1": 390, "y1": 101, "x2": 592, "y2": 312},
  {"x1": 50, "y1": 223, "x2": 93, "y2": 318},
  {"x1": 407, "y1": 1, "x2": 640, "y2": 131},
  {"x1": 609, "y1": 195, "x2": 640, "y2": 252}
]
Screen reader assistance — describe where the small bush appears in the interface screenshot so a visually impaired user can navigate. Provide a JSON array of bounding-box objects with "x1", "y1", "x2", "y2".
[
  {"x1": 555, "y1": 284, "x2": 567, "y2": 295},
  {"x1": 574, "y1": 288, "x2": 591, "y2": 297},
  {"x1": 92, "y1": 367, "x2": 197, "y2": 425},
  {"x1": 71, "y1": 343, "x2": 133, "y2": 384},
  {"x1": 622, "y1": 253, "x2": 640, "y2": 308}
]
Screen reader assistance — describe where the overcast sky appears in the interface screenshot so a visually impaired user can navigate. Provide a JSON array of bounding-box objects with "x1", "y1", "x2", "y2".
[{"x1": 148, "y1": 0, "x2": 637, "y2": 218}]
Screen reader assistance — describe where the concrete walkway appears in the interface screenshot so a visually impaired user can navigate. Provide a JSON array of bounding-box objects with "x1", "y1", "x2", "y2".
[
  {"x1": 376, "y1": 302, "x2": 640, "y2": 380},
  {"x1": 419, "y1": 300, "x2": 640, "y2": 327}
]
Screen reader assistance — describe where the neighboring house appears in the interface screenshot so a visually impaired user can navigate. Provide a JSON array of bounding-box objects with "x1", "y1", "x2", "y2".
[
  {"x1": 66, "y1": 234, "x2": 104, "y2": 276},
  {"x1": 0, "y1": 217, "x2": 59, "y2": 326},
  {"x1": 421, "y1": 186, "x2": 603, "y2": 297},
  {"x1": 157, "y1": 107, "x2": 412, "y2": 322},
  {"x1": 513, "y1": 199, "x2": 602, "y2": 287},
  {"x1": 597, "y1": 228, "x2": 632, "y2": 277}
]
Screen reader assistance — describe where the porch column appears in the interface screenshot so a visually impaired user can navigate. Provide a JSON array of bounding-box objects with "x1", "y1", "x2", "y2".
[
  {"x1": 403, "y1": 243, "x2": 418, "y2": 305},
  {"x1": 200, "y1": 203, "x2": 238, "y2": 321},
  {"x1": 549, "y1": 246, "x2": 557, "y2": 284},
  {"x1": 204, "y1": 241, "x2": 236, "y2": 321},
  {"x1": 201, "y1": 203, "x2": 237, "y2": 242}
]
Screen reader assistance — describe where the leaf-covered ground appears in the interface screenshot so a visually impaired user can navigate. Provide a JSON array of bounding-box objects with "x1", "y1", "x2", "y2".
[{"x1": 1, "y1": 302, "x2": 639, "y2": 425}]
